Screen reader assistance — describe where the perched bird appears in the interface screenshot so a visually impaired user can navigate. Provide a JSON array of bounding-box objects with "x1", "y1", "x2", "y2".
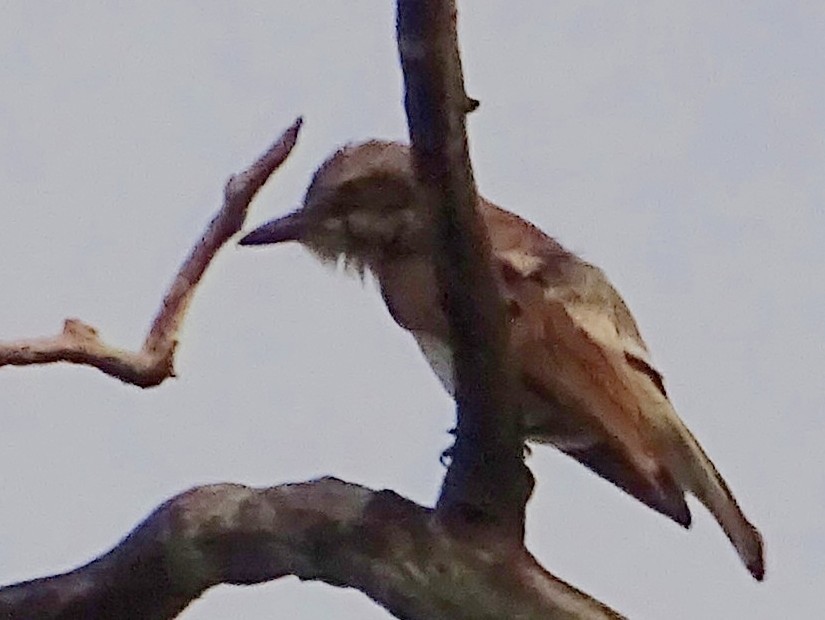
[{"x1": 239, "y1": 141, "x2": 765, "y2": 580}]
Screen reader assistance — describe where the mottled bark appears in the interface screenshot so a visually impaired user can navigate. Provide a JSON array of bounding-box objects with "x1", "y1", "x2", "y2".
[{"x1": 0, "y1": 479, "x2": 621, "y2": 620}]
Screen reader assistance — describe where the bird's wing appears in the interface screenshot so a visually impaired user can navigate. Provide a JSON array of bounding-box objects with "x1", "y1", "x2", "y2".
[
  {"x1": 495, "y1": 250, "x2": 692, "y2": 525},
  {"x1": 495, "y1": 249, "x2": 764, "y2": 578},
  {"x1": 567, "y1": 291, "x2": 765, "y2": 578},
  {"x1": 482, "y1": 202, "x2": 762, "y2": 576}
]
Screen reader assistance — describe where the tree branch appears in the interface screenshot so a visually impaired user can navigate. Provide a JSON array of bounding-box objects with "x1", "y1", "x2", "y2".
[
  {"x1": 0, "y1": 478, "x2": 622, "y2": 620},
  {"x1": 397, "y1": 1, "x2": 531, "y2": 537},
  {"x1": 0, "y1": 117, "x2": 303, "y2": 388},
  {"x1": 1, "y1": 5, "x2": 626, "y2": 616}
]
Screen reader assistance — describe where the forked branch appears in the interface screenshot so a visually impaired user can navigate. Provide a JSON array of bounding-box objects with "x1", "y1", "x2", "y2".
[{"x1": 1, "y1": 1, "x2": 625, "y2": 616}]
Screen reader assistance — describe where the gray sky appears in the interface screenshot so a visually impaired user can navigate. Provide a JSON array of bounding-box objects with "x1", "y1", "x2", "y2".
[{"x1": 1, "y1": 2, "x2": 822, "y2": 618}]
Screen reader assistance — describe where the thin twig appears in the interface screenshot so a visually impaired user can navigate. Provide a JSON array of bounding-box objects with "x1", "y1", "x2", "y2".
[{"x1": 0, "y1": 117, "x2": 303, "y2": 388}]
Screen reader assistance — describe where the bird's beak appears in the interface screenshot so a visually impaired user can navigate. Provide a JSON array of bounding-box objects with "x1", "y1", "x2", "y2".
[{"x1": 238, "y1": 210, "x2": 306, "y2": 246}]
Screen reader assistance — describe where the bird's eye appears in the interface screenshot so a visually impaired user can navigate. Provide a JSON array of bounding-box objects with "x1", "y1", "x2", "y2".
[
  {"x1": 398, "y1": 208, "x2": 418, "y2": 226},
  {"x1": 346, "y1": 210, "x2": 375, "y2": 238},
  {"x1": 322, "y1": 217, "x2": 344, "y2": 232}
]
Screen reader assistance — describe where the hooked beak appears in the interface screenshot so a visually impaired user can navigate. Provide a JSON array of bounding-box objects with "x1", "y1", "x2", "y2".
[{"x1": 238, "y1": 210, "x2": 306, "y2": 246}]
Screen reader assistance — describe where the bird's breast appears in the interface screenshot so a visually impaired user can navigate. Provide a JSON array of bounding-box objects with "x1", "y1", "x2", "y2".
[
  {"x1": 374, "y1": 257, "x2": 448, "y2": 336},
  {"x1": 411, "y1": 331, "x2": 456, "y2": 395}
]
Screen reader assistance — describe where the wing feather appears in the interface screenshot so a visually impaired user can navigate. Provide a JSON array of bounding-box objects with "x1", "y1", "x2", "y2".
[{"x1": 491, "y1": 236, "x2": 691, "y2": 523}]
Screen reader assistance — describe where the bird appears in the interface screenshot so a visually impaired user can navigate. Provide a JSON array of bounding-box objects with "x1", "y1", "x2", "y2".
[{"x1": 239, "y1": 140, "x2": 765, "y2": 580}]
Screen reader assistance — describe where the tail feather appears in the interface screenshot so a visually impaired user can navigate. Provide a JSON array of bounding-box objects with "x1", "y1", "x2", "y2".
[{"x1": 663, "y1": 412, "x2": 765, "y2": 580}]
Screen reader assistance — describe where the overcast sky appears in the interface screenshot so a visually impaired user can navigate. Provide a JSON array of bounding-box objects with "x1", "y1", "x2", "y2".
[{"x1": 1, "y1": 2, "x2": 822, "y2": 618}]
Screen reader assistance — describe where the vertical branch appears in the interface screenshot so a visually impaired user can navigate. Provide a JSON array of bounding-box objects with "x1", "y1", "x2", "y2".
[{"x1": 396, "y1": 1, "x2": 532, "y2": 538}]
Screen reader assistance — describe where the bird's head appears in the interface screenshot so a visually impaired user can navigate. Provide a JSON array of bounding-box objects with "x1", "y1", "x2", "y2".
[{"x1": 239, "y1": 141, "x2": 434, "y2": 273}]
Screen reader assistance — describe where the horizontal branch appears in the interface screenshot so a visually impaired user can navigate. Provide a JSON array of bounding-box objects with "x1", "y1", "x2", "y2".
[
  {"x1": 0, "y1": 478, "x2": 623, "y2": 620},
  {"x1": 0, "y1": 117, "x2": 303, "y2": 388}
]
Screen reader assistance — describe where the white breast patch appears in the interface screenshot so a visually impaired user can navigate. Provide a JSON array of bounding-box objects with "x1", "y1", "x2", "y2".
[{"x1": 411, "y1": 331, "x2": 455, "y2": 396}]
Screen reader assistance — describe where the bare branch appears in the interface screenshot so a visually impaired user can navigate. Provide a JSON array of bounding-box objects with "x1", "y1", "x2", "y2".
[
  {"x1": 0, "y1": 117, "x2": 303, "y2": 388},
  {"x1": 397, "y1": 1, "x2": 531, "y2": 536},
  {"x1": 0, "y1": 478, "x2": 622, "y2": 620}
]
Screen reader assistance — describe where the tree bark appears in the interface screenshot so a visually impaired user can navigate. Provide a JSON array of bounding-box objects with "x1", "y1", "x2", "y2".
[
  {"x1": 397, "y1": 0, "x2": 533, "y2": 540},
  {"x1": 0, "y1": 118, "x2": 303, "y2": 388},
  {"x1": 0, "y1": 3, "x2": 623, "y2": 618},
  {"x1": 0, "y1": 479, "x2": 621, "y2": 619}
]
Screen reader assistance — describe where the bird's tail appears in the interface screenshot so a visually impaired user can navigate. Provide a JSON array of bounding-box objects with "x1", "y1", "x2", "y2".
[{"x1": 661, "y1": 411, "x2": 765, "y2": 580}]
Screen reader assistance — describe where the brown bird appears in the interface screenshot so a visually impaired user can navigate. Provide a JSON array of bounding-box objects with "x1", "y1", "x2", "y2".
[{"x1": 239, "y1": 141, "x2": 765, "y2": 580}]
